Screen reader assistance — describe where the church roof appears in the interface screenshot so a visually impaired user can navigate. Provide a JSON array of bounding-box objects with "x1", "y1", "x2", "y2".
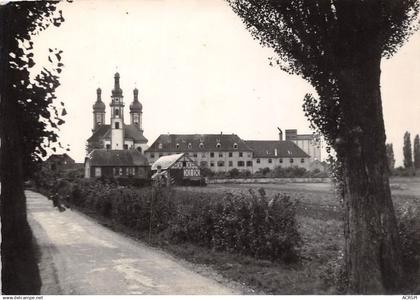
[
  {"x1": 87, "y1": 149, "x2": 149, "y2": 166},
  {"x1": 87, "y1": 124, "x2": 148, "y2": 144},
  {"x1": 244, "y1": 140, "x2": 310, "y2": 158},
  {"x1": 145, "y1": 134, "x2": 252, "y2": 153}
]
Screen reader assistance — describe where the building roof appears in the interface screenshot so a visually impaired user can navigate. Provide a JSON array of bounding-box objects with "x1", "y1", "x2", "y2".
[
  {"x1": 151, "y1": 153, "x2": 184, "y2": 171},
  {"x1": 244, "y1": 140, "x2": 310, "y2": 158},
  {"x1": 86, "y1": 149, "x2": 149, "y2": 167},
  {"x1": 145, "y1": 134, "x2": 252, "y2": 153},
  {"x1": 288, "y1": 134, "x2": 314, "y2": 141},
  {"x1": 46, "y1": 153, "x2": 75, "y2": 162},
  {"x1": 87, "y1": 124, "x2": 148, "y2": 144}
]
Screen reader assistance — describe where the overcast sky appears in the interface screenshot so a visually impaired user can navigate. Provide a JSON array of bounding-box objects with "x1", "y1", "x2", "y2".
[{"x1": 31, "y1": 0, "x2": 420, "y2": 164}]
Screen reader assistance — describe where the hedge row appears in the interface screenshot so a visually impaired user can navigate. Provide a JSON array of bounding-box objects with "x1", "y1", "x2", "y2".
[{"x1": 52, "y1": 179, "x2": 302, "y2": 263}]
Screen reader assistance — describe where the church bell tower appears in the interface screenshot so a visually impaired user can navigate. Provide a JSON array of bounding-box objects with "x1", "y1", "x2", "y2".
[
  {"x1": 130, "y1": 88, "x2": 143, "y2": 131},
  {"x1": 110, "y1": 72, "x2": 124, "y2": 149},
  {"x1": 92, "y1": 88, "x2": 105, "y2": 131}
]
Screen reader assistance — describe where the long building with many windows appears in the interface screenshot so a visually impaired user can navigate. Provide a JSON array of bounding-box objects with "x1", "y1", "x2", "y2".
[{"x1": 144, "y1": 132, "x2": 311, "y2": 173}]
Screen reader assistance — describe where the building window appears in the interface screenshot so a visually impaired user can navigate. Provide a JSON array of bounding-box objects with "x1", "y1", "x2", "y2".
[
  {"x1": 182, "y1": 161, "x2": 187, "y2": 167},
  {"x1": 210, "y1": 161, "x2": 215, "y2": 167},
  {"x1": 246, "y1": 161, "x2": 253, "y2": 167},
  {"x1": 199, "y1": 142, "x2": 204, "y2": 149},
  {"x1": 290, "y1": 158, "x2": 294, "y2": 163},
  {"x1": 159, "y1": 153, "x2": 163, "y2": 157},
  {"x1": 216, "y1": 142, "x2": 221, "y2": 148},
  {"x1": 256, "y1": 158, "x2": 260, "y2": 164},
  {"x1": 95, "y1": 167, "x2": 101, "y2": 177},
  {"x1": 217, "y1": 161, "x2": 224, "y2": 167},
  {"x1": 210, "y1": 152, "x2": 214, "y2": 158},
  {"x1": 219, "y1": 152, "x2": 223, "y2": 158},
  {"x1": 150, "y1": 153, "x2": 155, "y2": 158},
  {"x1": 301, "y1": 158, "x2": 305, "y2": 163},
  {"x1": 176, "y1": 143, "x2": 180, "y2": 149},
  {"x1": 279, "y1": 158, "x2": 283, "y2": 163},
  {"x1": 124, "y1": 144, "x2": 128, "y2": 149},
  {"x1": 239, "y1": 152, "x2": 243, "y2": 157},
  {"x1": 228, "y1": 152, "x2": 232, "y2": 157},
  {"x1": 237, "y1": 161, "x2": 244, "y2": 167},
  {"x1": 268, "y1": 158, "x2": 272, "y2": 164},
  {"x1": 115, "y1": 122, "x2": 119, "y2": 129},
  {"x1": 106, "y1": 144, "x2": 111, "y2": 150},
  {"x1": 193, "y1": 153, "x2": 198, "y2": 158},
  {"x1": 137, "y1": 146, "x2": 142, "y2": 153},
  {"x1": 158, "y1": 143, "x2": 163, "y2": 149},
  {"x1": 228, "y1": 161, "x2": 233, "y2": 167},
  {"x1": 115, "y1": 108, "x2": 119, "y2": 116},
  {"x1": 233, "y1": 143, "x2": 238, "y2": 149}
]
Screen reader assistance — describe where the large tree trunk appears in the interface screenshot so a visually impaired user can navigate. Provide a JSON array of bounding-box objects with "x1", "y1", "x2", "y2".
[
  {"x1": 0, "y1": 5, "x2": 41, "y2": 294},
  {"x1": 337, "y1": 54, "x2": 403, "y2": 294}
]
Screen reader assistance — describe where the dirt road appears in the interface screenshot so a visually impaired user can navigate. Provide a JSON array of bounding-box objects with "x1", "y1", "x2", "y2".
[{"x1": 26, "y1": 190, "x2": 242, "y2": 295}]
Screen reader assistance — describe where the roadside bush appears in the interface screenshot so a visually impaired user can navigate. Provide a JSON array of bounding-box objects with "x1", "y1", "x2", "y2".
[
  {"x1": 228, "y1": 168, "x2": 240, "y2": 178},
  {"x1": 393, "y1": 167, "x2": 416, "y2": 177},
  {"x1": 397, "y1": 204, "x2": 420, "y2": 291},
  {"x1": 55, "y1": 179, "x2": 302, "y2": 263}
]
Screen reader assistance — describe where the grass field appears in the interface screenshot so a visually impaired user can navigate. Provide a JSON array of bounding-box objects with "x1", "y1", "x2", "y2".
[{"x1": 166, "y1": 178, "x2": 420, "y2": 294}]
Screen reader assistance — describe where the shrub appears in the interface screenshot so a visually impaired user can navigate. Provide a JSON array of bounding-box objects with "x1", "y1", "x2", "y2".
[
  {"x1": 397, "y1": 204, "x2": 420, "y2": 290},
  {"x1": 56, "y1": 179, "x2": 302, "y2": 263},
  {"x1": 229, "y1": 168, "x2": 240, "y2": 178}
]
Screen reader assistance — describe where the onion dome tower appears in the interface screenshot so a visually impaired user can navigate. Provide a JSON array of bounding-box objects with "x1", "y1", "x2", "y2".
[
  {"x1": 92, "y1": 88, "x2": 106, "y2": 131},
  {"x1": 130, "y1": 88, "x2": 143, "y2": 131}
]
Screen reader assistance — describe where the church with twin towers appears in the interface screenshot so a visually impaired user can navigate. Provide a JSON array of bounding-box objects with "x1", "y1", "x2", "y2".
[{"x1": 87, "y1": 72, "x2": 149, "y2": 153}]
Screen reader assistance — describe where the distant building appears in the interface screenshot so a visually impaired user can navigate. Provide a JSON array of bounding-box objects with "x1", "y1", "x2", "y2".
[
  {"x1": 145, "y1": 132, "x2": 311, "y2": 173},
  {"x1": 145, "y1": 134, "x2": 253, "y2": 173},
  {"x1": 245, "y1": 140, "x2": 310, "y2": 170},
  {"x1": 84, "y1": 149, "x2": 149, "y2": 179},
  {"x1": 45, "y1": 153, "x2": 75, "y2": 171},
  {"x1": 151, "y1": 153, "x2": 201, "y2": 185},
  {"x1": 285, "y1": 129, "x2": 321, "y2": 162},
  {"x1": 87, "y1": 73, "x2": 148, "y2": 153}
]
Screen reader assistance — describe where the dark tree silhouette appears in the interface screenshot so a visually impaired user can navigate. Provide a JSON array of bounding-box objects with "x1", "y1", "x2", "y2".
[
  {"x1": 403, "y1": 131, "x2": 413, "y2": 169},
  {"x1": 386, "y1": 143, "x2": 396, "y2": 172},
  {"x1": 0, "y1": 1, "x2": 65, "y2": 293},
  {"x1": 414, "y1": 134, "x2": 420, "y2": 170},
  {"x1": 228, "y1": 0, "x2": 419, "y2": 294}
]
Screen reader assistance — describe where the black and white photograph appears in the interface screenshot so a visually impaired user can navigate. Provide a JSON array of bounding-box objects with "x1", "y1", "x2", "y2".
[{"x1": 0, "y1": 0, "x2": 419, "y2": 296}]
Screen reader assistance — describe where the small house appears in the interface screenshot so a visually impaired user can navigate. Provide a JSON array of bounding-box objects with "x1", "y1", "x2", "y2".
[
  {"x1": 151, "y1": 153, "x2": 202, "y2": 185},
  {"x1": 85, "y1": 149, "x2": 149, "y2": 179},
  {"x1": 45, "y1": 153, "x2": 76, "y2": 171}
]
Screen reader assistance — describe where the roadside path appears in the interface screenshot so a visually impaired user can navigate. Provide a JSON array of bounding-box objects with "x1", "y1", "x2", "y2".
[{"x1": 26, "y1": 190, "x2": 242, "y2": 295}]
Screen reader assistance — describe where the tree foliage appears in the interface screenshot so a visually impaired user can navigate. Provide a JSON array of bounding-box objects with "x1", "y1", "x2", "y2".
[
  {"x1": 414, "y1": 134, "x2": 420, "y2": 169},
  {"x1": 403, "y1": 131, "x2": 413, "y2": 169},
  {"x1": 228, "y1": 0, "x2": 418, "y2": 157},
  {"x1": 1, "y1": 1, "x2": 67, "y2": 179}
]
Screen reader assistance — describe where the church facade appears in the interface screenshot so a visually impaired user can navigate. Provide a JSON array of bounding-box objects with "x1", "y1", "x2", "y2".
[{"x1": 87, "y1": 73, "x2": 148, "y2": 153}]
